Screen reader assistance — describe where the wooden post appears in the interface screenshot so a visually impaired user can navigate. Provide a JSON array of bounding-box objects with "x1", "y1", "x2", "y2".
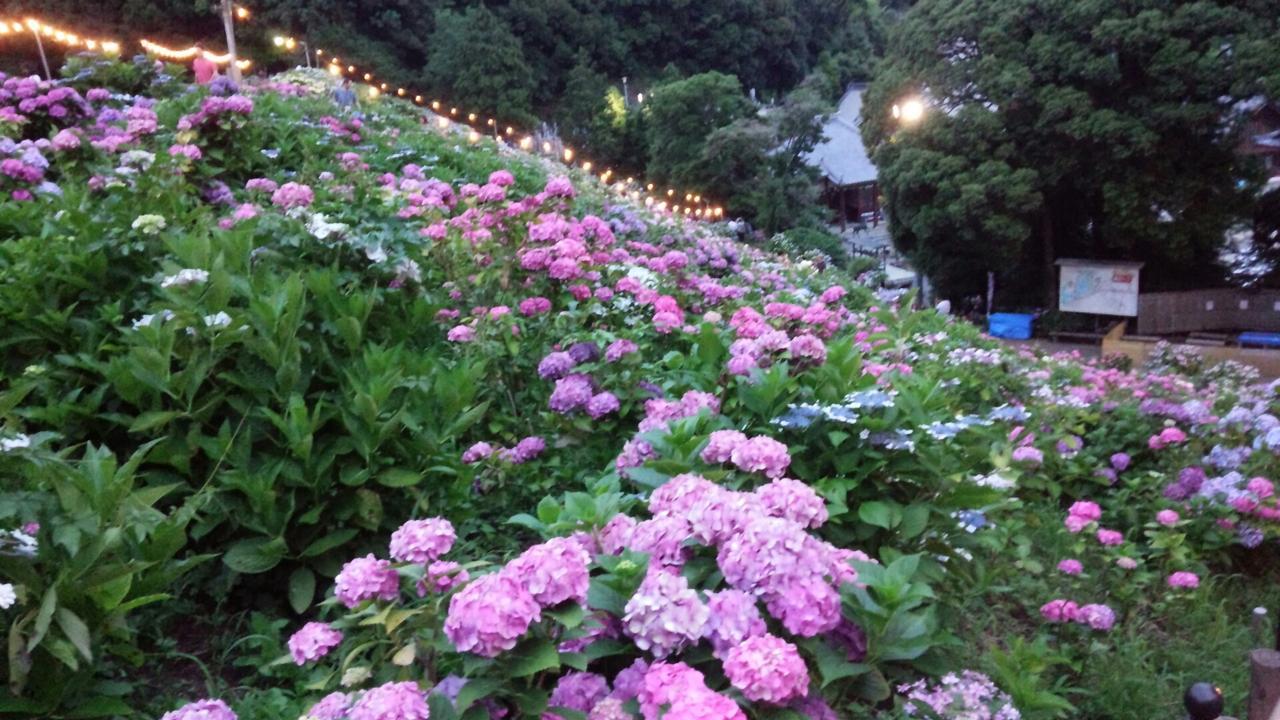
[
  {"x1": 1250, "y1": 650, "x2": 1280, "y2": 720},
  {"x1": 220, "y1": 0, "x2": 243, "y2": 83}
]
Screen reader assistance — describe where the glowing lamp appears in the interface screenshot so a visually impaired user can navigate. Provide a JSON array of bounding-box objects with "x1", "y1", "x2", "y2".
[{"x1": 563, "y1": 148, "x2": 574, "y2": 162}]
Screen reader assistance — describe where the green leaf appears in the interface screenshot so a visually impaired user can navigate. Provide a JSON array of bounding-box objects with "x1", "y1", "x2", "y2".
[
  {"x1": 506, "y1": 637, "x2": 559, "y2": 677},
  {"x1": 55, "y1": 607, "x2": 93, "y2": 662},
  {"x1": 899, "y1": 504, "x2": 930, "y2": 539},
  {"x1": 127, "y1": 410, "x2": 183, "y2": 433},
  {"x1": 223, "y1": 537, "x2": 287, "y2": 574},
  {"x1": 31, "y1": 586, "x2": 58, "y2": 650},
  {"x1": 858, "y1": 500, "x2": 901, "y2": 529},
  {"x1": 64, "y1": 697, "x2": 134, "y2": 718},
  {"x1": 377, "y1": 468, "x2": 422, "y2": 488},
  {"x1": 301, "y1": 529, "x2": 359, "y2": 557},
  {"x1": 810, "y1": 640, "x2": 870, "y2": 688},
  {"x1": 586, "y1": 578, "x2": 628, "y2": 616},
  {"x1": 455, "y1": 678, "x2": 502, "y2": 712},
  {"x1": 288, "y1": 567, "x2": 316, "y2": 614},
  {"x1": 544, "y1": 603, "x2": 586, "y2": 629}
]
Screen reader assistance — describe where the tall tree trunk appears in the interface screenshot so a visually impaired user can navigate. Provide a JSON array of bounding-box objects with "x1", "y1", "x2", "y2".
[{"x1": 221, "y1": 0, "x2": 242, "y2": 83}]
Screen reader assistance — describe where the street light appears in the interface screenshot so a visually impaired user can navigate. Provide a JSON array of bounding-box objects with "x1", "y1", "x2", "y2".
[{"x1": 892, "y1": 96, "x2": 925, "y2": 125}]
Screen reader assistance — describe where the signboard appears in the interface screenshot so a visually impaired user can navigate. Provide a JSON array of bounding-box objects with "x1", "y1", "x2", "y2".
[{"x1": 1056, "y1": 259, "x2": 1143, "y2": 317}]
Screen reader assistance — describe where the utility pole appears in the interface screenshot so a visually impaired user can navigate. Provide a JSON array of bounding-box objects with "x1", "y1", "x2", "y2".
[{"x1": 220, "y1": 0, "x2": 243, "y2": 82}]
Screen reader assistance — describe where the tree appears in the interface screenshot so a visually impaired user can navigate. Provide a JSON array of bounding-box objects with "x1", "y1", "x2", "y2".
[
  {"x1": 645, "y1": 71, "x2": 753, "y2": 189},
  {"x1": 556, "y1": 55, "x2": 612, "y2": 150},
  {"x1": 697, "y1": 75, "x2": 832, "y2": 234},
  {"x1": 424, "y1": 5, "x2": 536, "y2": 124},
  {"x1": 863, "y1": 0, "x2": 1272, "y2": 305}
]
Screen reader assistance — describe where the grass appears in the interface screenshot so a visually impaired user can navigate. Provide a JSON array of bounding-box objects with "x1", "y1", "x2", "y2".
[{"x1": 948, "y1": 500, "x2": 1280, "y2": 720}]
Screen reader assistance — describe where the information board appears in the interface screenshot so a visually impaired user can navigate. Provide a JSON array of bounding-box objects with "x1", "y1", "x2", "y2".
[{"x1": 1057, "y1": 260, "x2": 1142, "y2": 317}]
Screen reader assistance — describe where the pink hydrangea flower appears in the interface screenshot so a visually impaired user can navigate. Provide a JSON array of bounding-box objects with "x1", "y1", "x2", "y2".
[
  {"x1": 1116, "y1": 557, "x2": 1138, "y2": 570},
  {"x1": 1012, "y1": 445, "x2": 1045, "y2": 466},
  {"x1": 587, "y1": 392, "x2": 621, "y2": 419},
  {"x1": 1040, "y1": 598, "x2": 1080, "y2": 623},
  {"x1": 729, "y1": 436, "x2": 791, "y2": 479},
  {"x1": 723, "y1": 634, "x2": 810, "y2": 705},
  {"x1": 1167, "y1": 571, "x2": 1200, "y2": 589},
  {"x1": 1057, "y1": 558, "x2": 1083, "y2": 575},
  {"x1": 160, "y1": 700, "x2": 237, "y2": 720},
  {"x1": 1156, "y1": 509, "x2": 1180, "y2": 526},
  {"x1": 622, "y1": 567, "x2": 709, "y2": 657},
  {"x1": 334, "y1": 554, "x2": 400, "y2": 608},
  {"x1": 703, "y1": 589, "x2": 766, "y2": 656},
  {"x1": 764, "y1": 576, "x2": 841, "y2": 637},
  {"x1": 544, "y1": 672, "x2": 609, "y2": 720},
  {"x1": 270, "y1": 181, "x2": 314, "y2": 209},
  {"x1": 307, "y1": 692, "x2": 350, "y2": 720},
  {"x1": 348, "y1": 681, "x2": 429, "y2": 720},
  {"x1": 520, "y1": 296, "x2": 552, "y2": 316},
  {"x1": 701, "y1": 430, "x2": 748, "y2": 464},
  {"x1": 754, "y1": 478, "x2": 828, "y2": 528},
  {"x1": 638, "y1": 663, "x2": 744, "y2": 720},
  {"x1": 505, "y1": 537, "x2": 591, "y2": 607},
  {"x1": 444, "y1": 572, "x2": 541, "y2": 657},
  {"x1": 605, "y1": 339, "x2": 638, "y2": 362},
  {"x1": 389, "y1": 518, "x2": 456, "y2": 563},
  {"x1": 447, "y1": 325, "x2": 476, "y2": 342},
  {"x1": 287, "y1": 622, "x2": 343, "y2": 665},
  {"x1": 1096, "y1": 528, "x2": 1123, "y2": 546},
  {"x1": 462, "y1": 441, "x2": 494, "y2": 463},
  {"x1": 1075, "y1": 603, "x2": 1116, "y2": 631}
]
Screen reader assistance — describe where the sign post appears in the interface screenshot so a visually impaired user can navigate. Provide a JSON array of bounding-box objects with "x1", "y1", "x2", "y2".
[{"x1": 1055, "y1": 259, "x2": 1144, "y2": 317}]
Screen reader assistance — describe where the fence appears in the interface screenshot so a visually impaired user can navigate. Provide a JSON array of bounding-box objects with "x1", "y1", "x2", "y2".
[{"x1": 1137, "y1": 290, "x2": 1280, "y2": 335}]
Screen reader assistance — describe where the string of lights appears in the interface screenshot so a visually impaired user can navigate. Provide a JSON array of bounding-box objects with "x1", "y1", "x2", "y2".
[
  {"x1": 0, "y1": 12, "x2": 723, "y2": 219},
  {"x1": 139, "y1": 39, "x2": 252, "y2": 69},
  {"x1": 0, "y1": 17, "x2": 120, "y2": 54},
  {"x1": 315, "y1": 48, "x2": 721, "y2": 219}
]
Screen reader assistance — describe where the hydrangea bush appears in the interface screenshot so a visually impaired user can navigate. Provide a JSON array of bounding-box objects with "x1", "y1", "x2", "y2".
[{"x1": 5, "y1": 57, "x2": 1280, "y2": 720}]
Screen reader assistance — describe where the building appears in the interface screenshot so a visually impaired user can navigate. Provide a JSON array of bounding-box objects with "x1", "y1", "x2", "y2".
[{"x1": 803, "y1": 83, "x2": 880, "y2": 231}]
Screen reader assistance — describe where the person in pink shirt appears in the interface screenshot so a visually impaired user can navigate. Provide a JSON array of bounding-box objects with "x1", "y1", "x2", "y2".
[{"x1": 192, "y1": 44, "x2": 217, "y2": 85}]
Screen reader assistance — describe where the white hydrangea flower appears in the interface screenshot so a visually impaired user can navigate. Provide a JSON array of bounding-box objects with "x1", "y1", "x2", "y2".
[
  {"x1": 203, "y1": 312, "x2": 232, "y2": 328},
  {"x1": 133, "y1": 309, "x2": 175, "y2": 329},
  {"x1": 0, "y1": 583, "x2": 15, "y2": 610},
  {"x1": 131, "y1": 214, "x2": 167, "y2": 235},
  {"x1": 160, "y1": 269, "x2": 209, "y2": 288},
  {"x1": 0, "y1": 435, "x2": 31, "y2": 452}
]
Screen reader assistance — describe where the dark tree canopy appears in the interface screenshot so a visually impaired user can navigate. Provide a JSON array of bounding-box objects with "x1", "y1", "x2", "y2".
[
  {"x1": 424, "y1": 6, "x2": 536, "y2": 124},
  {"x1": 863, "y1": 0, "x2": 1277, "y2": 304}
]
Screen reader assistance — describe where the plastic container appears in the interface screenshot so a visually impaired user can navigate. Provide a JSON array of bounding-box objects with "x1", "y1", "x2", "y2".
[{"x1": 988, "y1": 313, "x2": 1034, "y2": 340}]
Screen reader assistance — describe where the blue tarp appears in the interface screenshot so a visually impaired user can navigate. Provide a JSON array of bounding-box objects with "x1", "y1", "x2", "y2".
[
  {"x1": 989, "y1": 313, "x2": 1034, "y2": 340},
  {"x1": 1239, "y1": 332, "x2": 1280, "y2": 348}
]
